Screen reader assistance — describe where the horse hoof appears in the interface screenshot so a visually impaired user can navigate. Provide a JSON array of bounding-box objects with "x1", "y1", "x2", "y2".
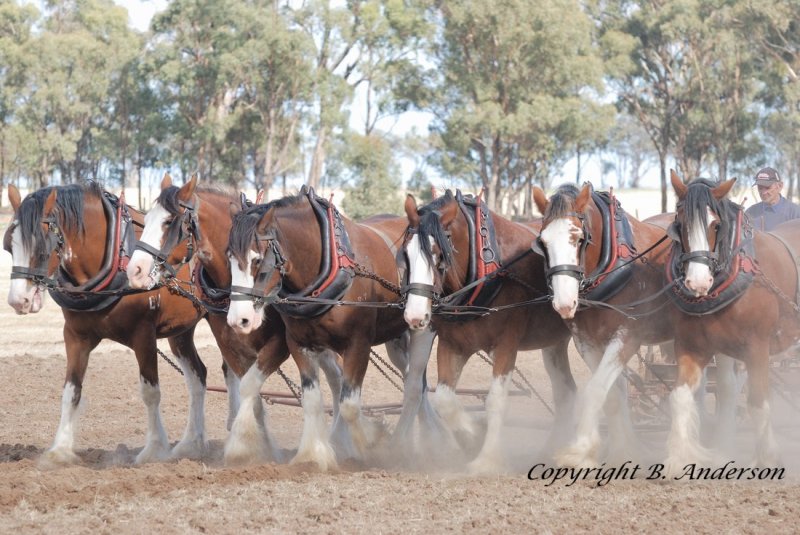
[
  {"x1": 554, "y1": 447, "x2": 600, "y2": 469},
  {"x1": 171, "y1": 438, "x2": 208, "y2": 460},
  {"x1": 291, "y1": 446, "x2": 338, "y2": 472},
  {"x1": 38, "y1": 448, "x2": 81, "y2": 469},
  {"x1": 135, "y1": 444, "x2": 171, "y2": 465}
]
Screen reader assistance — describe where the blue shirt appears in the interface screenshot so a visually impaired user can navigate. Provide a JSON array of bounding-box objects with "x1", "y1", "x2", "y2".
[{"x1": 745, "y1": 196, "x2": 800, "y2": 231}]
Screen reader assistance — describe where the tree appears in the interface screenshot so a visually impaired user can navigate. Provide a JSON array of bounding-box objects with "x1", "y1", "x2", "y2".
[
  {"x1": 339, "y1": 132, "x2": 401, "y2": 218},
  {"x1": 428, "y1": 0, "x2": 611, "y2": 213}
]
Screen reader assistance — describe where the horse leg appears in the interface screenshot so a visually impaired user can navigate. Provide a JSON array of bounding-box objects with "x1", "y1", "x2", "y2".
[
  {"x1": 467, "y1": 342, "x2": 521, "y2": 474},
  {"x1": 556, "y1": 331, "x2": 635, "y2": 468},
  {"x1": 166, "y1": 327, "x2": 209, "y2": 460},
  {"x1": 334, "y1": 342, "x2": 389, "y2": 461},
  {"x1": 133, "y1": 332, "x2": 172, "y2": 464},
  {"x1": 317, "y1": 349, "x2": 343, "y2": 419},
  {"x1": 39, "y1": 327, "x2": 100, "y2": 469},
  {"x1": 224, "y1": 337, "x2": 288, "y2": 466},
  {"x1": 540, "y1": 337, "x2": 576, "y2": 458},
  {"x1": 290, "y1": 346, "x2": 337, "y2": 471},
  {"x1": 664, "y1": 347, "x2": 714, "y2": 478},
  {"x1": 712, "y1": 354, "x2": 739, "y2": 453},
  {"x1": 222, "y1": 361, "x2": 241, "y2": 431},
  {"x1": 432, "y1": 344, "x2": 482, "y2": 456},
  {"x1": 745, "y1": 355, "x2": 780, "y2": 467},
  {"x1": 388, "y1": 328, "x2": 445, "y2": 454}
]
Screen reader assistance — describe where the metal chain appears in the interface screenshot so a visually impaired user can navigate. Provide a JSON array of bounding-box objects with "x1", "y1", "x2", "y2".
[
  {"x1": 275, "y1": 367, "x2": 302, "y2": 402},
  {"x1": 368, "y1": 349, "x2": 405, "y2": 392},
  {"x1": 157, "y1": 348, "x2": 184, "y2": 376},
  {"x1": 353, "y1": 263, "x2": 403, "y2": 295},
  {"x1": 757, "y1": 273, "x2": 800, "y2": 313}
]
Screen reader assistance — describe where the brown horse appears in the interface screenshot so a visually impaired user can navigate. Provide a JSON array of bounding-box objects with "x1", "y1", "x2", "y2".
[
  {"x1": 532, "y1": 183, "x2": 675, "y2": 467},
  {"x1": 664, "y1": 170, "x2": 800, "y2": 473},
  {"x1": 402, "y1": 190, "x2": 575, "y2": 473},
  {"x1": 4, "y1": 182, "x2": 214, "y2": 466},
  {"x1": 125, "y1": 175, "x2": 343, "y2": 465},
  {"x1": 226, "y1": 188, "x2": 439, "y2": 470}
]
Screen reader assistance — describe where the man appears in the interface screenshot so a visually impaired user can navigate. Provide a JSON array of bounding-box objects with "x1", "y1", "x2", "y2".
[{"x1": 745, "y1": 167, "x2": 800, "y2": 231}]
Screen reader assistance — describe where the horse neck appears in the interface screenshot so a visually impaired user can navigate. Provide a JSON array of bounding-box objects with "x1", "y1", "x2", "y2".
[
  {"x1": 61, "y1": 193, "x2": 108, "y2": 285},
  {"x1": 197, "y1": 194, "x2": 236, "y2": 287}
]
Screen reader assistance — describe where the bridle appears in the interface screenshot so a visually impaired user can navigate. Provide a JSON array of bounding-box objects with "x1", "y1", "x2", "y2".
[
  {"x1": 667, "y1": 199, "x2": 724, "y2": 276},
  {"x1": 6, "y1": 215, "x2": 63, "y2": 288},
  {"x1": 399, "y1": 226, "x2": 446, "y2": 302},
  {"x1": 135, "y1": 195, "x2": 201, "y2": 279},
  {"x1": 533, "y1": 210, "x2": 592, "y2": 291},
  {"x1": 229, "y1": 228, "x2": 287, "y2": 308}
]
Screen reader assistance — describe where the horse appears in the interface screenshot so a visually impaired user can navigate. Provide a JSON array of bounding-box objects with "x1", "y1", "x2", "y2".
[
  {"x1": 125, "y1": 174, "x2": 344, "y2": 465},
  {"x1": 3, "y1": 182, "x2": 219, "y2": 466},
  {"x1": 531, "y1": 183, "x2": 678, "y2": 467},
  {"x1": 402, "y1": 189, "x2": 576, "y2": 473},
  {"x1": 664, "y1": 170, "x2": 800, "y2": 473},
  {"x1": 226, "y1": 187, "x2": 440, "y2": 470}
]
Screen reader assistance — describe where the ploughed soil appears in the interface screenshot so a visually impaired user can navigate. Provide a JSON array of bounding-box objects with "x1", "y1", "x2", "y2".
[{"x1": 2, "y1": 221, "x2": 800, "y2": 533}]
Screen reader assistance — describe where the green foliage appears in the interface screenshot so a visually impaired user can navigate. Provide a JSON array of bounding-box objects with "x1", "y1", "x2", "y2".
[{"x1": 339, "y1": 132, "x2": 402, "y2": 218}]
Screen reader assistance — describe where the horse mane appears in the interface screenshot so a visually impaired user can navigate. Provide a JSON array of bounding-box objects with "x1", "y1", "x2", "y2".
[
  {"x1": 416, "y1": 193, "x2": 456, "y2": 271},
  {"x1": 227, "y1": 193, "x2": 305, "y2": 263},
  {"x1": 684, "y1": 178, "x2": 738, "y2": 269},
  {"x1": 542, "y1": 183, "x2": 594, "y2": 237},
  {"x1": 16, "y1": 182, "x2": 102, "y2": 259},
  {"x1": 156, "y1": 184, "x2": 238, "y2": 216}
]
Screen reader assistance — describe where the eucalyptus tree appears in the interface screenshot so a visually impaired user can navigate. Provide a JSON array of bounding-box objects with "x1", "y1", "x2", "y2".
[
  {"x1": 428, "y1": 0, "x2": 611, "y2": 213},
  {"x1": 0, "y1": 0, "x2": 38, "y2": 201},
  {"x1": 18, "y1": 0, "x2": 138, "y2": 185},
  {"x1": 742, "y1": 0, "x2": 800, "y2": 197}
]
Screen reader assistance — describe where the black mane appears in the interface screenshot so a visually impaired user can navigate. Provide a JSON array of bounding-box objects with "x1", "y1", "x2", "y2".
[
  {"x1": 227, "y1": 194, "x2": 305, "y2": 263},
  {"x1": 16, "y1": 182, "x2": 102, "y2": 259},
  {"x1": 416, "y1": 192, "x2": 457, "y2": 271}
]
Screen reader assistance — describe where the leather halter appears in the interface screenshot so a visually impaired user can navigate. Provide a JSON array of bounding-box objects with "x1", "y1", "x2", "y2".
[
  {"x1": 8, "y1": 215, "x2": 62, "y2": 287},
  {"x1": 135, "y1": 194, "x2": 201, "y2": 278},
  {"x1": 229, "y1": 228, "x2": 287, "y2": 307}
]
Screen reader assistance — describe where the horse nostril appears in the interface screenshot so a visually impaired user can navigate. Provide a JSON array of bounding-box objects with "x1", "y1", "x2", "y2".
[{"x1": 239, "y1": 318, "x2": 250, "y2": 328}]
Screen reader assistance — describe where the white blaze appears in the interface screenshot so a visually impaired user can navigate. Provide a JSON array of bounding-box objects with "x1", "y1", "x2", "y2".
[{"x1": 539, "y1": 218, "x2": 582, "y2": 319}]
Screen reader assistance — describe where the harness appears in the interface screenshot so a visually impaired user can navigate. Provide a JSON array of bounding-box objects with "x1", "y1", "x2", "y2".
[
  {"x1": 666, "y1": 205, "x2": 759, "y2": 315},
  {"x1": 48, "y1": 192, "x2": 139, "y2": 312},
  {"x1": 231, "y1": 189, "x2": 358, "y2": 318},
  {"x1": 434, "y1": 192, "x2": 505, "y2": 321}
]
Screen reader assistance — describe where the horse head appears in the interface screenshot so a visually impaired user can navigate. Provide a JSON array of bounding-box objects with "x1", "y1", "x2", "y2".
[
  {"x1": 669, "y1": 169, "x2": 737, "y2": 297},
  {"x1": 226, "y1": 193, "x2": 318, "y2": 334},
  {"x1": 402, "y1": 190, "x2": 464, "y2": 329},
  {"x1": 5, "y1": 185, "x2": 59, "y2": 314},
  {"x1": 127, "y1": 173, "x2": 241, "y2": 290},
  {"x1": 532, "y1": 182, "x2": 594, "y2": 319}
]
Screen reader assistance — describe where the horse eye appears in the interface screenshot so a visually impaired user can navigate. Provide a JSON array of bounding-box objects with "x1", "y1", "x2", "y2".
[{"x1": 163, "y1": 217, "x2": 174, "y2": 226}]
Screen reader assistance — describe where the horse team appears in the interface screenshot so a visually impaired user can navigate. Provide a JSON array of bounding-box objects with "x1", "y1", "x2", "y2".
[{"x1": 4, "y1": 169, "x2": 799, "y2": 477}]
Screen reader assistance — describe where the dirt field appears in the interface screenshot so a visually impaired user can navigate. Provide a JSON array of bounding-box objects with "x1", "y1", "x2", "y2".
[{"x1": 2, "y1": 230, "x2": 800, "y2": 533}]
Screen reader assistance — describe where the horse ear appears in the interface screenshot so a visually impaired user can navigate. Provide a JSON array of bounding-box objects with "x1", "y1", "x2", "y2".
[
  {"x1": 8, "y1": 184, "x2": 21, "y2": 212},
  {"x1": 575, "y1": 183, "x2": 592, "y2": 212},
  {"x1": 670, "y1": 169, "x2": 687, "y2": 199},
  {"x1": 160, "y1": 172, "x2": 172, "y2": 190},
  {"x1": 42, "y1": 189, "x2": 57, "y2": 218},
  {"x1": 712, "y1": 178, "x2": 737, "y2": 200},
  {"x1": 404, "y1": 194, "x2": 420, "y2": 228},
  {"x1": 532, "y1": 186, "x2": 548, "y2": 215},
  {"x1": 178, "y1": 173, "x2": 197, "y2": 202}
]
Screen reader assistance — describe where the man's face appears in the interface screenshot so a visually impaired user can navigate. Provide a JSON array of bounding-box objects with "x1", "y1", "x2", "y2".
[{"x1": 757, "y1": 181, "x2": 782, "y2": 206}]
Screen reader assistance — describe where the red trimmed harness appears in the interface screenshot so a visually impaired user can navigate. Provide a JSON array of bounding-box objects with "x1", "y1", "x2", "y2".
[
  {"x1": 311, "y1": 197, "x2": 357, "y2": 297},
  {"x1": 467, "y1": 200, "x2": 501, "y2": 306},
  {"x1": 94, "y1": 192, "x2": 129, "y2": 292}
]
